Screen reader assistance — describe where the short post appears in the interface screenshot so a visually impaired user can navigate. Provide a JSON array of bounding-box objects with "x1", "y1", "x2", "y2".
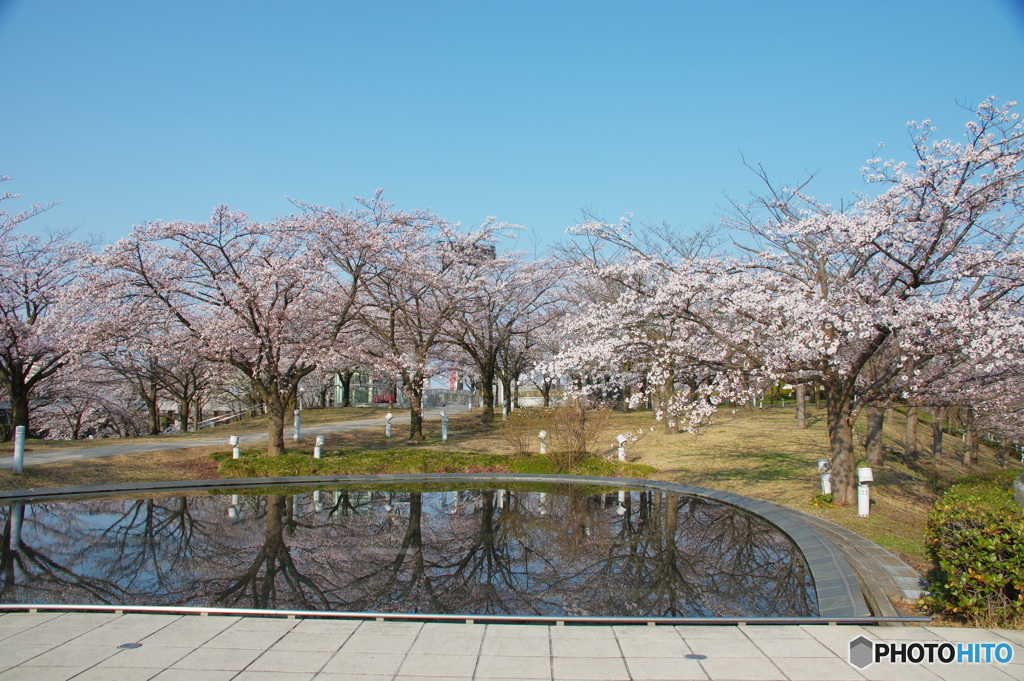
[
  {"x1": 616, "y1": 434, "x2": 627, "y2": 461},
  {"x1": 440, "y1": 409, "x2": 448, "y2": 442},
  {"x1": 230, "y1": 435, "x2": 240, "y2": 459},
  {"x1": 617, "y1": 490, "x2": 627, "y2": 516},
  {"x1": 496, "y1": 489, "x2": 505, "y2": 509},
  {"x1": 13, "y1": 425, "x2": 25, "y2": 474},
  {"x1": 538, "y1": 430, "x2": 547, "y2": 455},
  {"x1": 502, "y1": 404, "x2": 508, "y2": 420},
  {"x1": 313, "y1": 490, "x2": 323, "y2": 512},
  {"x1": 858, "y1": 467, "x2": 873, "y2": 517},
  {"x1": 385, "y1": 412, "x2": 393, "y2": 438},
  {"x1": 293, "y1": 409, "x2": 301, "y2": 442},
  {"x1": 314, "y1": 435, "x2": 324, "y2": 459},
  {"x1": 817, "y1": 459, "x2": 832, "y2": 495}
]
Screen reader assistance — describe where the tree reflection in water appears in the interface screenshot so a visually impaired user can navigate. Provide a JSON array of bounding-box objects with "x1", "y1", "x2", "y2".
[{"x1": 0, "y1": 485, "x2": 816, "y2": 617}]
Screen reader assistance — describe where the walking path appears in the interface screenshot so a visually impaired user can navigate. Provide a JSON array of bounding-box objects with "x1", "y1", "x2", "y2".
[
  {"x1": 0, "y1": 611, "x2": 1021, "y2": 681},
  {"x1": 0, "y1": 406, "x2": 465, "y2": 469}
]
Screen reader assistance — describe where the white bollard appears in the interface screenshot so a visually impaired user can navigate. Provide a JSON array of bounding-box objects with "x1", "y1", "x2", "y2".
[
  {"x1": 496, "y1": 489, "x2": 505, "y2": 509},
  {"x1": 441, "y1": 410, "x2": 448, "y2": 441},
  {"x1": 13, "y1": 425, "x2": 26, "y2": 474},
  {"x1": 858, "y1": 467, "x2": 873, "y2": 517},
  {"x1": 314, "y1": 435, "x2": 324, "y2": 459},
  {"x1": 617, "y1": 490, "x2": 627, "y2": 516},
  {"x1": 313, "y1": 490, "x2": 323, "y2": 512},
  {"x1": 616, "y1": 434, "x2": 627, "y2": 461},
  {"x1": 385, "y1": 412, "x2": 393, "y2": 438},
  {"x1": 293, "y1": 409, "x2": 301, "y2": 442},
  {"x1": 502, "y1": 404, "x2": 508, "y2": 420},
  {"x1": 817, "y1": 459, "x2": 832, "y2": 495},
  {"x1": 538, "y1": 430, "x2": 547, "y2": 455},
  {"x1": 230, "y1": 435, "x2": 240, "y2": 459}
]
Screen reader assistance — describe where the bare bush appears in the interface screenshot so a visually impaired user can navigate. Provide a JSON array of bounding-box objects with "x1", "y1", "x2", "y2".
[
  {"x1": 546, "y1": 404, "x2": 612, "y2": 471},
  {"x1": 498, "y1": 409, "x2": 545, "y2": 457}
]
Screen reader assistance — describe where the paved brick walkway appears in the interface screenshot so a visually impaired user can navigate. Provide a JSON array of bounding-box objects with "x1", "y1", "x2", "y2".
[{"x1": 0, "y1": 612, "x2": 1021, "y2": 681}]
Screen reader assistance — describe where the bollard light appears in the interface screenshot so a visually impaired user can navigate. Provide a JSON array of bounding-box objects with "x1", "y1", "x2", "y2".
[
  {"x1": 441, "y1": 409, "x2": 449, "y2": 442},
  {"x1": 385, "y1": 412, "x2": 393, "y2": 438},
  {"x1": 616, "y1": 490, "x2": 627, "y2": 516},
  {"x1": 313, "y1": 490, "x2": 323, "y2": 512},
  {"x1": 538, "y1": 430, "x2": 548, "y2": 455},
  {"x1": 817, "y1": 459, "x2": 832, "y2": 495},
  {"x1": 857, "y1": 467, "x2": 873, "y2": 517},
  {"x1": 9, "y1": 502, "x2": 23, "y2": 550},
  {"x1": 230, "y1": 435, "x2": 240, "y2": 460},
  {"x1": 293, "y1": 409, "x2": 301, "y2": 442},
  {"x1": 616, "y1": 433, "x2": 627, "y2": 461},
  {"x1": 314, "y1": 435, "x2": 325, "y2": 459},
  {"x1": 13, "y1": 426, "x2": 26, "y2": 473}
]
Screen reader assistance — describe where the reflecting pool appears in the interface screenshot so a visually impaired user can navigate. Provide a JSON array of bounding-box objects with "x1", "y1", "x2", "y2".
[{"x1": 0, "y1": 484, "x2": 816, "y2": 617}]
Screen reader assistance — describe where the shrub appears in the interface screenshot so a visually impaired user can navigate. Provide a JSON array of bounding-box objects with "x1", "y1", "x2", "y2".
[
  {"x1": 497, "y1": 409, "x2": 545, "y2": 457},
  {"x1": 924, "y1": 470, "x2": 1024, "y2": 624},
  {"x1": 546, "y1": 404, "x2": 612, "y2": 472}
]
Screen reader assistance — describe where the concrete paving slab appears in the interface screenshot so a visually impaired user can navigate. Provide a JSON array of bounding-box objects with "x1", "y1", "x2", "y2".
[
  {"x1": 548, "y1": 625, "x2": 616, "y2": 639},
  {"x1": 227, "y1": 617, "x2": 300, "y2": 632},
  {"x1": 550, "y1": 637, "x2": 622, "y2": 658},
  {"x1": 354, "y1": 621, "x2": 423, "y2": 636},
  {"x1": 235, "y1": 672, "x2": 316, "y2": 681},
  {"x1": 484, "y1": 624, "x2": 550, "y2": 639},
  {"x1": 420, "y1": 622, "x2": 487, "y2": 637},
  {"x1": 161, "y1": 615, "x2": 239, "y2": 631},
  {"x1": 313, "y1": 674, "x2": 392, "y2": 681},
  {"x1": 271, "y1": 631, "x2": 352, "y2": 652},
  {"x1": 339, "y1": 633, "x2": 417, "y2": 654},
  {"x1": 398, "y1": 653, "x2": 477, "y2": 677},
  {"x1": 551, "y1": 656, "x2": 630, "y2": 680},
  {"x1": 479, "y1": 637, "x2": 550, "y2": 657},
  {"x1": 68, "y1": 625, "x2": 169, "y2": 647},
  {"x1": 291, "y1": 619, "x2": 362, "y2": 634},
  {"x1": 474, "y1": 654, "x2": 551, "y2": 678},
  {"x1": 19, "y1": 643, "x2": 120, "y2": 668},
  {"x1": 319, "y1": 651, "x2": 406, "y2": 675},
  {"x1": 771, "y1": 656, "x2": 865, "y2": 680},
  {"x1": 857, "y1": 662, "x2": 943, "y2": 680},
  {"x1": 202, "y1": 629, "x2": 287, "y2": 649},
  {"x1": 0, "y1": 626, "x2": 96, "y2": 646},
  {"x1": 0, "y1": 642, "x2": 56, "y2": 666},
  {"x1": 919, "y1": 661, "x2": 1016, "y2": 680},
  {"x1": 150, "y1": 670, "x2": 236, "y2": 681},
  {"x1": 71, "y1": 667, "x2": 163, "y2": 681},
  {"x1": 683, "y1": 637, "x2": 769, "y2": 658},
  {"x1": 0, "y1": 612, "x2": 63, "y2": 627},
  {"x1": 246, "y1": 649, "x2": 334, "y2": 673},
  {"x1": 617, "y1": 637, "x2": 692, "y2": 658},
  {"x1": 0, "y1": 667, "x2": 89, "y2": 681},
  {"x1": 95, "y1": 646, "x2": 191, "y2": 668},
  {"x1": 137, "y1": 627, "x2": 222, "y2": 648},
  {"x1": 613, "y1": 625, "x2": 685, "y2": 639},
  {"x1": 622, "y1": 656, "x2": 708, "y2": 680},
  {"x1": 409, "y1": 634, "x2": 483, "y2": 655},
  {"x1": 747, "y1": 636, "x2": 836, "y2": 657},
  {"x1": 675, "y1": 626, "x2": 751, "y2": 639},
  {"x1": 697, "y1": 656, "x2": 786, "y2": 680},
  {"x1": 168, "y1": 646, "x2": 264, "y2": 670}
]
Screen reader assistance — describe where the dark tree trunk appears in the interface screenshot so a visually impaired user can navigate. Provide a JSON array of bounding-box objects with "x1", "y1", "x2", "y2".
[
  {"x1": 478, "y1": 362, "x2": 496, "y2": 423},
  {"x1": 864, "y1": 406, "x2": 884, "y2": 467},
  {"x1": 404, "y1": 371, "x2": 425, "y2": 440},
  {"x1": 825, "y1": 385, "x2": 857, "y2": 506},
  {"x1": 931, "y1": 407, "x2": 945, "y2": 462},
  {"x1": 340, "y1": 371, "x2": 353, "y2": 408},
  {"x1": 795, "y1": 384, "x2": 806, "y2": 429},
  {"x1": 905, "y1": 406, "x2": 918, "y2": 460}
]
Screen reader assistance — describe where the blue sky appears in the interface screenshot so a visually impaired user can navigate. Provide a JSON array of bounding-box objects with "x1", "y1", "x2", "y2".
[{"x1": 1, "y1": 0, "x2": 1022, "y2": 248}]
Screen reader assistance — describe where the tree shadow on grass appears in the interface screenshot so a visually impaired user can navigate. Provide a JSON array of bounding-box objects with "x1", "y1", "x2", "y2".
[{"x1": 680, "y1": 451, "x2": 809, "y2": 485}]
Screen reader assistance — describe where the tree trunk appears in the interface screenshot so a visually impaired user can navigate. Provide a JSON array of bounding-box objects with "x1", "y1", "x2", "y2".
[
  {"x1": 999, "y1": 438, "x2": 1010, "y2": 468},
  {"x1": 177, "y1": 399, "x2": 190, "y2": 432},
  {"x1": 340, "y1": 371, "x2": 353, "y2": 408},
  {"x1": 194, "y1": 400, "x2": 202, "y2": 432},
  {"x1": 478, "y1": 362, "x2": 496, "y2": 423},
  {"x1": 7, "y1": 383, "x2": 29, "y2": 438},
  {"x1": 146, "y1": 386, "x2": 160, "y2": 436},
  {"x1": 663, "y1": 371, "x2": 677, "y2": 434},
  {"x1": 931, "y1": 407, "x2": 945, "y2": 462},
  {"x1": 265, "y1": 392, "x2": 287, "y2": 456},
  {"x1": 795, "y1": 384, "x2": 806, "y2": 428},
  {"x1": 864, "y1": 406, "x2": 884, "y2": 467},
  {"x1": 825, "y1": 388, "x2": 857, "y2": 506},
  {"x1": 904, "y1": 406, "x2": 918, "y2": 460},
  {"x1": 405, "y1": 371, "x2": 425, "y2": 440},
  {"x1": 964, "y1": 406, "x2": 979, "y2": 465}
]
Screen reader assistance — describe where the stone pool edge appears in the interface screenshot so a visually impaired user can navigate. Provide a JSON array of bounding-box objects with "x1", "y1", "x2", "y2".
[{"x1": 0, "y1": 473, "x2": 873, "y2": 619}]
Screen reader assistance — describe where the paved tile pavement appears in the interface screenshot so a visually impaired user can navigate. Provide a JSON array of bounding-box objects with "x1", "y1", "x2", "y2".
[{"x1": 1, "y1": 613, "x2": 1021, "y2": 681}]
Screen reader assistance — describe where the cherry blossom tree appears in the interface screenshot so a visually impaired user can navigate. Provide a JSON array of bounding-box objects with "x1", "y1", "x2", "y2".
[
  {"x1": 556, "y1": 99, "x2": 1024, "y2": 506},
  {"x1": 100, "y1": 206, "x2": 345, "y2": 455},
  {"x1": 0, "y1": 176, "x2": 90, "y2": 437}
]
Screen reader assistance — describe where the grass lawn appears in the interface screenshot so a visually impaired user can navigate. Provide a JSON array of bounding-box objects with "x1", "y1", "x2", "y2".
[{"x1": 2, "y1": 402, "x2": 1019, "y2": 583}]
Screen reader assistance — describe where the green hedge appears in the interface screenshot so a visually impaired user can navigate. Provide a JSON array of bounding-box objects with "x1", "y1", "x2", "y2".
[{"x1": 924, "y1": 470, "x2": 1024, "y2": 622}]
